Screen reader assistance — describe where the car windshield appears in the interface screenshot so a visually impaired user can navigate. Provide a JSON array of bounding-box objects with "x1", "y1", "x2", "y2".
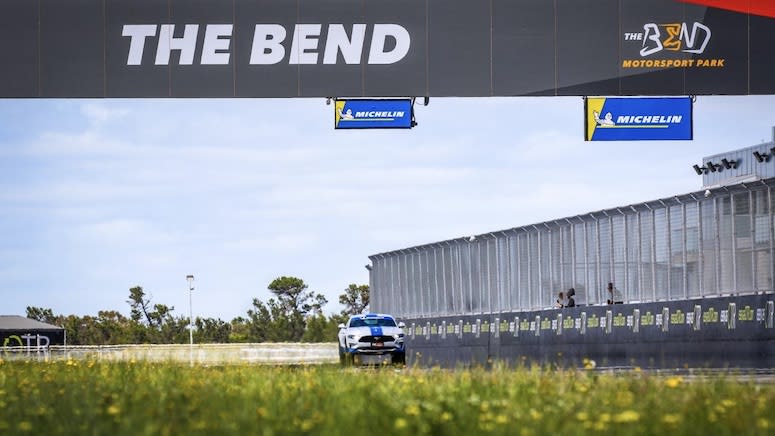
[{"x1": 349, "y1": 317, "x2": 397, "y2": 328}]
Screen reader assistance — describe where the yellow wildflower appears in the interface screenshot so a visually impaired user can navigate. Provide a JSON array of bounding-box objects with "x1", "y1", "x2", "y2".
[
  {"x1": 395, "y1": 418, "x2": 407, "y2": 429},
  {"x1": 576, "y1": 412, "x2": 589, "y2": 421},
  {"x1": 405, "y1": 404, "x2": 420, "y2": 416},
  {"x1": 613, "y1": 410, "x2": 640, "y2": 423},
  {"x1": 18, "y1": 421, "x2": 33, "y2": 432},
  {"x1": 662, "y1": 414, "x2": 681, "y2": 425},
  {"x1": 664, "y1": 376, "x2": 683, "y2": 388},
  {"x1": 615, "y1": 390, "x2": 634, "y2": 406},
  {"x1": 478, "y1": 422, "x2": 495, "y2": 432},
  {"x1": 440, "y1": 412, "x2": 452, "y2": 422},
  {"x1": 757, "y1": 418, "x2": 769, "y2": 429},
  {"x1": 107, "y1": 405, "x2": 120, "y2": 416},
  {"x1": 496, "y1": 415, "x2": 508, "y2": 424}
]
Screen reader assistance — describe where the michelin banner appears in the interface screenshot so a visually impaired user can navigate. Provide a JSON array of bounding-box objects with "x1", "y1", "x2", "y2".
[
  {"x1": 335, "y1": 99, "x2": 413, "y2": 129},
  {"x1": 585, "y1": 97, "x2": 693, "y2": 141}
]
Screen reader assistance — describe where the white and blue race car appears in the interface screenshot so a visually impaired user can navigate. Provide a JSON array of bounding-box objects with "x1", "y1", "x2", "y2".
[{"x1": 337, "y1": 313, "x2": 406, "y2": 365}]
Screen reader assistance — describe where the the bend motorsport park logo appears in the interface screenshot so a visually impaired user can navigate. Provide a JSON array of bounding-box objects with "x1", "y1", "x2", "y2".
[
  {"x1": 585, "y1": 97, "x2": 693, "y2": 141},
  {"x1": 622, "y1": 21, "x2": 725, "y2": 69},
  {"x1": 334, "y1": 99, "x2": 413, "y2": 129}
]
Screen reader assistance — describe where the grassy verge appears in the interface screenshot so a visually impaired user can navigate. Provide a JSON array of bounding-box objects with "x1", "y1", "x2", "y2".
[{"x1": 0, "y1": 358, "x2": 772, "y2": 435}]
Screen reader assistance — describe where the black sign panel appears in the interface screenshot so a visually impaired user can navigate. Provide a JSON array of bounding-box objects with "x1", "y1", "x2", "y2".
[
  {"x1": 1, "y1": 330, "x2": 65, "y2": 348},
  {"x1": 0, "y1": 0, "x2": 773, "y2": 98}
]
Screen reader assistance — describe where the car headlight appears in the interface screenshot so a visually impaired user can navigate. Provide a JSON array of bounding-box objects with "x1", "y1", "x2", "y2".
[{"x1": 397, "y1": 333, "x2": 405, "y2": 338}]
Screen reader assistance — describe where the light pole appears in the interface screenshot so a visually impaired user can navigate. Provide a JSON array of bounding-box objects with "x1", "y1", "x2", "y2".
[{"x1": 186, "y1": 274, "x2": 195, "y2": 366}]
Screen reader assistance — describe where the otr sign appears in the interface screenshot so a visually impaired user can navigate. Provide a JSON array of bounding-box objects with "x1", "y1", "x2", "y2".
[{"x1": 2, "y1": 334, "x2": 51, "y2": 351}]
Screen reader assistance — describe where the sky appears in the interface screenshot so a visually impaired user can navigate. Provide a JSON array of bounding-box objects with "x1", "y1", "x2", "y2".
[{"x1": 1, "y1": 95, "x2": 774, "y2": 321}]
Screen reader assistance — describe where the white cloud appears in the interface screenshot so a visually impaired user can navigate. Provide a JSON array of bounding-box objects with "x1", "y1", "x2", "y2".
[
  {"x1": 80, "y1": 103, "x2": 129, "y2": 125},
  {"x1": 75, "y1": 218, "x2": 175, "y2": 246}
]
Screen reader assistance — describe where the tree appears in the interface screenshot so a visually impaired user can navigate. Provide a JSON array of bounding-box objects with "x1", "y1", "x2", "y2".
[
  {"x1": 262, "y1": 276, "x2": 328, "y2": 341},
  {"x1": 246, "y1": 298, "x2": 303, "y2": 342},
  {"x1": 94, "y1": 310, "x2": 132, "y2": 344},
  {"x1": 147, "y1": 303, "x2": 174, "y2": 329},
  {"x1": 59, "y1": 315, "x2": 84, "y2": 345},
  {"x1": 126, "y1": 286, "x2": 185, "y2": 343},
  {"x1": 229, "y1": 317, "x2": 250, "y2": 343},
  {"x1": 338, "y1": 284, "x2": 370, "y2": 316},
  {"x1": 302, "y1": 313, "x2": 345, "y2": 342},
  {"x1": 127, "y1": 286, "x2": 154, "y2": 325},
  {"x1": 267, "y1": 276, "x2": 327, "y2": 316},
  {"x1": 195, "y1": 317, "x2": 231, "y2": 343},
  {"x1": 26, "y1": 306, "x2": 57, "y2": 324},
  {"x1": 157, "y1": 315, "x2": 189, "y2": 344}
]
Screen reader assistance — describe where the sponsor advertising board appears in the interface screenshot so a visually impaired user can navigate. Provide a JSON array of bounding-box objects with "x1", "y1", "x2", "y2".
[
  {"x1": 334, "y1": 99, "x2": 413, "y2": 129},
  {"x1": 0, "y1": 0, "x2": 773, "y2": 98},
  {"x1": 585, "y1": 97, "x2": 693, "y2": 141}
]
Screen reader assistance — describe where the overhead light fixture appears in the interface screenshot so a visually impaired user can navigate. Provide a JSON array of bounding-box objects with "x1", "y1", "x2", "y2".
[
  {"x1": 721, "y1": 158, "x2": 738, "y2": 169},
  {"x1": 706, "y1": 161, "x2": 719, "y2": 172},
  {"x1": 693, "y1": 164, "x2": 707, "y2": 175},
  {"x1": 753, "y1": 148, "x2": 775, "y2": 163}
]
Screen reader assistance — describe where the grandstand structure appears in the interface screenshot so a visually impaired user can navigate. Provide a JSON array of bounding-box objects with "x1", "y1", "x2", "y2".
[{"x1": 369, "y1": 138, "x2": 775, "y2": 368}]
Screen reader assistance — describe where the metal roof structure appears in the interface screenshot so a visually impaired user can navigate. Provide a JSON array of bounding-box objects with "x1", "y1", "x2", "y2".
[
  {"x1": 0, "y1": 315, "x2": 62, "y2": 331},
  {"x1": 369, "y1": 177, "x2": 775, "y2": 260}
]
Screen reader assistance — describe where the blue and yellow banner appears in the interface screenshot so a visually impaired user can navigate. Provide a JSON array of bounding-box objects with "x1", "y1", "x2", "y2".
[
  {"x1": 585, "y1": 97, "x2": 693, "y2": 141},
  {"x1": 334, "y1": 99, "x2": 413, "y2": 129}
]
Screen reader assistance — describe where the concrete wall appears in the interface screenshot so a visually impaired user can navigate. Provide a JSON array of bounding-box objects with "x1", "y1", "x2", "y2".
[
  {"x1": 402, "y1": 293, "x2": 774, "y2": 369},
  {"x1": 2, "y1": 343, "x2": 339, "y2": 365}
]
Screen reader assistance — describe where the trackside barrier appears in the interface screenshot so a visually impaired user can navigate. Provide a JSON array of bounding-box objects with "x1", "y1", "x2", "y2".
[{"x1": 1, "y1": 343, "x2": 339, "y2": 364}]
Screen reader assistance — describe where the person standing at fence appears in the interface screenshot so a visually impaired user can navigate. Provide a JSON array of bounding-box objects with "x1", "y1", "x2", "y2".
[
  {"x1": 566, "y1": 288, "x2": 576, "y2": 308},
  {"x1": 556, "y1": 292, "x2": 565, "y2": 308},
  {"x1": 607, "y1": 282, "x2": 623, "y2": 304}
]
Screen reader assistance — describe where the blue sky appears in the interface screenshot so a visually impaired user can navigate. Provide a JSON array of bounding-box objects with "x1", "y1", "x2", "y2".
[{"x1": 1, "y1": 96, "x2": 773, "y2": 321}]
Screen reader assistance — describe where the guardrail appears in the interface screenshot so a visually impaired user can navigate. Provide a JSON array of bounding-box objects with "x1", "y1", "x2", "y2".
[{"x1": 1, "y1": 343, "x2": 339, "y2": 365}]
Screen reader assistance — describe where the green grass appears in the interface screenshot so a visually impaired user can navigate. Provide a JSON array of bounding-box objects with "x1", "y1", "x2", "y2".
[{"x1": 0, "y1": 358, "x2": 772, "y2": 435}]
